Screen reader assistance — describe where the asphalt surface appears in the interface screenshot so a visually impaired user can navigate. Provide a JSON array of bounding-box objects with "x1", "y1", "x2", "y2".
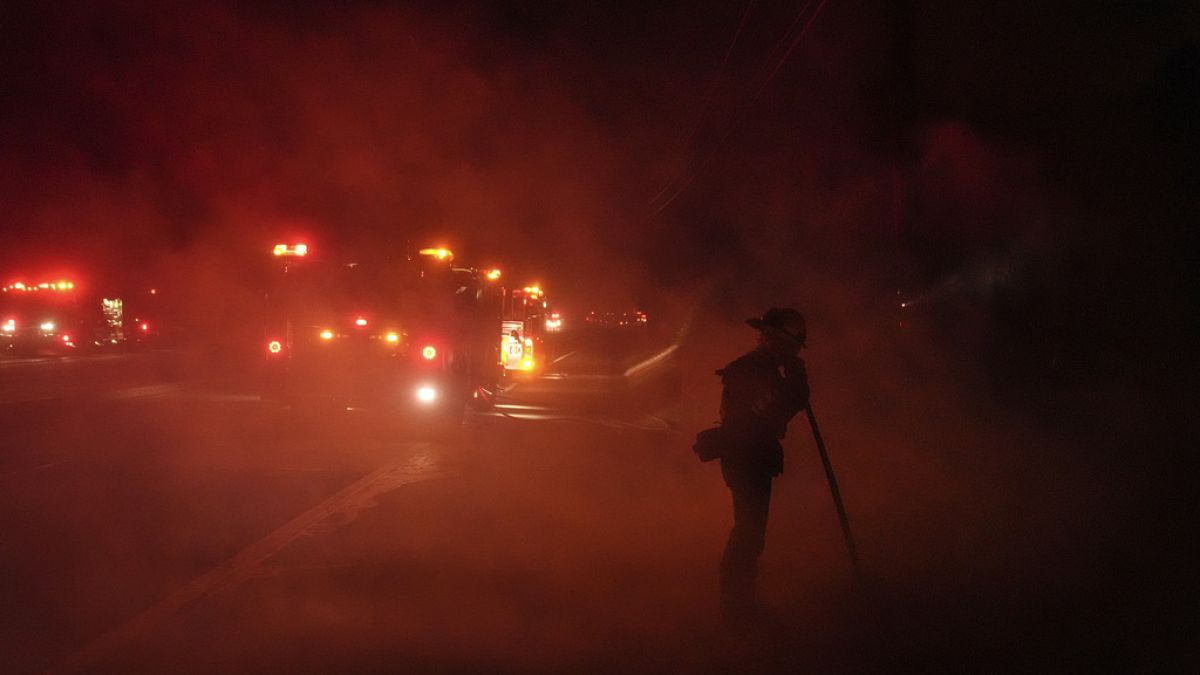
[
  {"x1": 2, "y1": 336, "x2": 773, "y2": 674},
  {"x1": 3, "y1": 332, "x2": 1178, "y2": 672}
]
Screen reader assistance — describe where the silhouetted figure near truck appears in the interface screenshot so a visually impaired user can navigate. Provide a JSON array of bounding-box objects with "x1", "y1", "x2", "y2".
[{"x1": 716, "y1": 307, "x2": 810, "y2": 626}]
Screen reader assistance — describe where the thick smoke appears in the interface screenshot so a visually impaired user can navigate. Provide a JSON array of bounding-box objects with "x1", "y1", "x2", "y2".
[{"x1": 2, "y1": 1, "x2": 1194, "y2": 671}]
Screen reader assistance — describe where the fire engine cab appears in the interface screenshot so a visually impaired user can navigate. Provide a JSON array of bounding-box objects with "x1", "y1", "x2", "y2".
[
  {"x1": 261, "y1": 243, "x2": 502, "y2": 423},
  {"x1": 500, "y1": 284, "x2": 556, "y2": 375}
]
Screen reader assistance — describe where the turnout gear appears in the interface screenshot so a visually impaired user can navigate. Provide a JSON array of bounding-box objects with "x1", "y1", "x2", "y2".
[
  {"x1": 715, "y1": 326, "x2": 810, "y2": 623},
  {"x1": 718, "y1": 350, "x2": 810, "y2": 476}
]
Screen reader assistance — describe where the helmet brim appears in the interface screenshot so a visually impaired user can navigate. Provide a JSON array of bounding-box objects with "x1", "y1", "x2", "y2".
[{"x1": 746, "y1": 318, "x2": 805, "y2": 347}]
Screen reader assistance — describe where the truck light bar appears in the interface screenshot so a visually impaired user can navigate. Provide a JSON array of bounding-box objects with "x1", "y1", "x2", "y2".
[
  {"x1": 418, "y1": 247, "x2": 454, "y2": 261},
  {"x1": 272, "y1": 243, "x2": 308, "y2": 257},
  {"x1": 3, "y1": 280, "x2": 75, "y2": 292}
]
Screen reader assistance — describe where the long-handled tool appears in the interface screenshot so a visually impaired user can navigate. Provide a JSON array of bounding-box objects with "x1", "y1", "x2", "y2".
[{"x1": 806, "y1": 405, "x2": 862, "y2": 581}]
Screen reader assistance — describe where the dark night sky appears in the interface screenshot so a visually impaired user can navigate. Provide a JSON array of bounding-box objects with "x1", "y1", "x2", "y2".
[{"x1": 1, "y1": 0, "x2": 1196, "y2": 380}]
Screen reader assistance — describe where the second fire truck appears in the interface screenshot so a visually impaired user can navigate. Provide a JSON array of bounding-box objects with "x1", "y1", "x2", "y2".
[{"x1": 262, "y1": 244, "x2": 503, "y2": 424}]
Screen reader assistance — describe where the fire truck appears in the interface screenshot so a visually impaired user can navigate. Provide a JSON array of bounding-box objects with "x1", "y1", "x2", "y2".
[
  {"x1": 500, "y1": 284, "x2": 556, "y2": 375},
  {"x1": 0, "y1": 279, "x2": 129, "y2": 355},
  {"x1": 261, "y1": 244, "x2": 503, "y2": 423}
]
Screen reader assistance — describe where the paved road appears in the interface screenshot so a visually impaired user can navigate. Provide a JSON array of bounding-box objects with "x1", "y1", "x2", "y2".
[
  {"x1": 1, "y1": 333, "x2": 1146, "y2": 672},
  {"x1": 3, "y1": 338, "x2": 784, "y2": 674}
]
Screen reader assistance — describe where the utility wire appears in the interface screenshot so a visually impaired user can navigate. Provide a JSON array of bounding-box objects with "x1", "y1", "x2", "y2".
[
  {"x1": 650, "y1": 0, "x2": 832, "y2": 215},
  {"x1": 755, "y1": 0, "x2": 829, "y2": 99},
  {"x1": 652, "y1": 0, "x2": 815, "y2": 212},
  {"x1": 647, "y1": 0, "x2": 758, "y2": 209}
]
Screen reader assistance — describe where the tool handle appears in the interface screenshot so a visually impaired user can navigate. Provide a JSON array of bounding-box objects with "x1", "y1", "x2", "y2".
[{"x1": 806, "y1": 405, "x2": 862, "y2": 581}]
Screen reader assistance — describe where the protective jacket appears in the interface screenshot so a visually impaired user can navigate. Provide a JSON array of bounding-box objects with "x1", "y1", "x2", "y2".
[{"x1": 718, "y1": 348, "x2": 810, "y2": 476}]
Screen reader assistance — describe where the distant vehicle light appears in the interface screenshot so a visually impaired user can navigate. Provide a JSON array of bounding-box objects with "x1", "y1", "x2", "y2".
[
  {"x1": 267, "y1": 340, "x2": 283, "y2": 354},
  {"x1": 2, "y1": 319, "x2": 13, "y2": 333},
  {"x1": 421, "y1": 345, "x2": 437, "y2": 360},
  {"x1": 273, "y1": 243, "x2": 309, "y2": 257},
  {"x1": 385, "y1": 333, "x2": 399, "y2": 344},
  {"x1": 40, "y1": 321, "x2": 55, "y2": 332},
  {"x1": 416, "y1": 385, "x2": 437, "y2": 403},
  {"x1": 319, "y1": 330, "x2": 334, "y2": 340},
  {"x1": 13, "y1": 282, "x2": 25, "y2": 290},
  {"x1": 355, "y1": 317, "x2": 368, "y2": 327},
  {"x1": 418, "y1": 247, "x2": 454, "y2": 261},
  {"x1": 61, "y1": 334, "x2": 71, "y2": 343},
  {"x1": 140, "y1": 322, "x2": 150, "y2": 332},
  {"x1": 486, "y1": 268, "x2": 502, "y2": 281}
]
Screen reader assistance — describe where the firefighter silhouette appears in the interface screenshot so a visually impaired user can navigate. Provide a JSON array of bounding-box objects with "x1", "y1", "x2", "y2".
[{"x1": 715, "y1": 307, "x2": 810, "y2": 625}]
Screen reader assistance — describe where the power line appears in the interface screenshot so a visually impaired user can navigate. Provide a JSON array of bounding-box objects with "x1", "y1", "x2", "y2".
[
  {"x1": 650, "y1": 0, "x2": 833, "y2": 216},
  {"x1": 755, "y1": 0, "x2": 830, "y2": 99},
  {"x1": 647, "y1": 0, "x2": 759, "y2": 209}
]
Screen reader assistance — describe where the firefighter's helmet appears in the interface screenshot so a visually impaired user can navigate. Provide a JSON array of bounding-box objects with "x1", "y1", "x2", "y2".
[{"x1": 747, "y1": 307, "x2": 807, "y2": 348}]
